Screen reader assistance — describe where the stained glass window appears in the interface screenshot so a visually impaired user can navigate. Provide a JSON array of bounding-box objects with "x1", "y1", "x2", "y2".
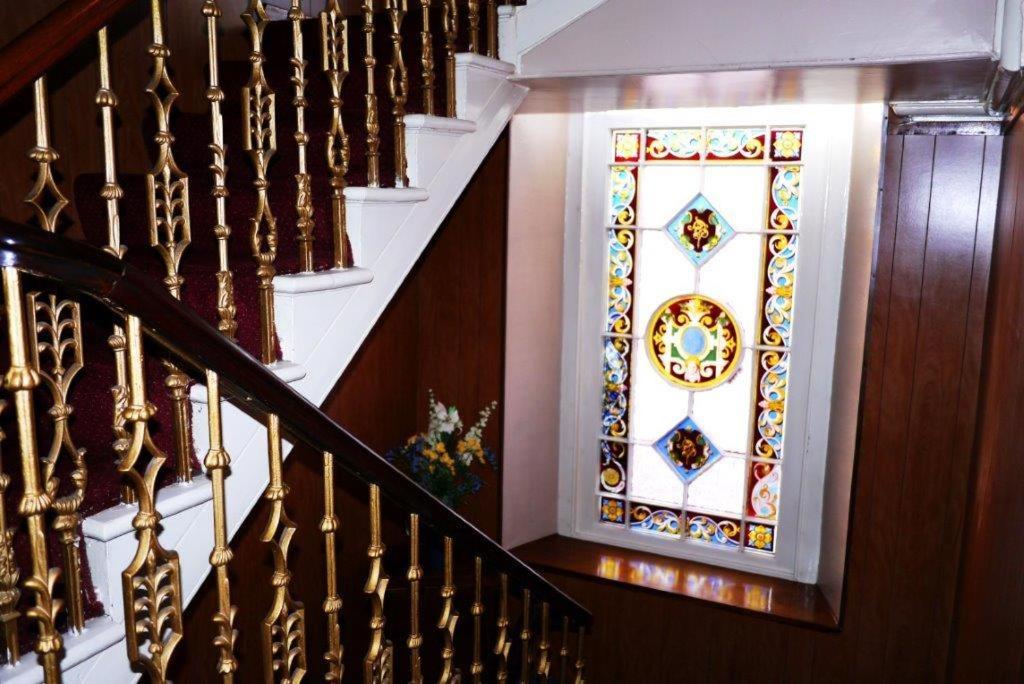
[{"x1": 597, "y1": 126, "x2": 802, "y2": 557}]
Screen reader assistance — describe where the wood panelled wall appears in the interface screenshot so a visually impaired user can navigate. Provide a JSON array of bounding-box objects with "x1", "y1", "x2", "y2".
[
  {"x1": 948, "y1": 121, "x2": 1024, "y2": 681},
  {"x1": 171, "y1": 131, "x2": 508, "y2": 681},
  {"x1": 535, "y1": 134, "x2": 1006, "y2": 682}
]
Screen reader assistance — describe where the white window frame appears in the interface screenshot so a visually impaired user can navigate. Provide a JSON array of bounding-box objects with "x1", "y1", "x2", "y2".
[{"x1": 557, "y1": 104, "x2": 863, "y2": 583}]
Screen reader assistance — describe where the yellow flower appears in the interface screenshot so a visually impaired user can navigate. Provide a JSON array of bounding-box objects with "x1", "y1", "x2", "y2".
[
  {"x1": 615, "y1": 133, "x2": 640, "y2": 160},
  {"x1": 747, "y1": 524, "x2": 774, "y2": 550},
  {"x1": 423, "y1": 448, "x2": 437, "y2": 462},
  {"x1": 436, "y1": 442, "x2": 447, "y2": 453},
  {"x1": 601, "y1": 499, "x2": 623, "y2": 523},
  {"x1": 772, "y1": 131, "x2": 801, "y2": 159}
]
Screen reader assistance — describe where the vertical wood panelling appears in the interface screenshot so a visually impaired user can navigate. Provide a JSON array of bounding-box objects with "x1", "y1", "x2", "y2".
[
  {"x1": 949, "y1": 125, "x2": 1024, "y2": 682},
  {"x1": 532, "y1": 133, "x2": 1002, "y2": 683}
]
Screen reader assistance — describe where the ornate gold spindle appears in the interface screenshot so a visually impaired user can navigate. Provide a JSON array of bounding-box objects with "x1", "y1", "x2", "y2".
[
  {"x1": 204, "y1": 371, "x2": 238, "y2": 680},
  {"x1": 387, "y1": 0, "x2": 410, "y2": 188},
  {"x1": 97, "y1": 28, "x2": 125, "y2": 259},
  {"x1": 24, "y1": 77, "x2": 68, "y2": 233},
  {"x1": 120, "y1": 314, "x2": 184, "y2": 680},
  {"x1": 362, "y1": 0, "x2": 381, "y2": 187},
  {"x1": 573, "y1": 627, "x2": 585, "y2": 684},
  {"x1": 98, "y1": 27, "x2": 133, "y2": 504},
  {"x1": 486, "y1": 0, "x2": 497, "y2": 58},
  {"x1": 0, "y1": 402, "x2": 21, "y2": 665},
  {"x1": 419, "y1": 0, "x2": 435, "y2": 115},
  {"x1": 203, "y1": 0, "x2": 239, "y2": 339},
  {"x1": 438, "y1": 536, "x2": 458, "y2": 683},
  {"x1": 24, "y1": 66, "x2": 85, "y2": 635},
  {"x1": 519, "y1": 589, "x2": 531, "y2": 684},
  {"x1": 494, "y1": 572, "x2": 510, "y2": 682},
  {"x1": 242, "y1": 0, "x2": 280, "y2": 365},
  {"x1": 320, "y1": 0, "x2": 352, "y2": 269},
  {"x1": 363, "y1": 484, "x2": 389, "y2": 683},
  {"x1": 558, "y1": 615, "x2": 570, "y2": 684},
  {"x1": 407, "y1": 513, "x2": 423, "y2": 684},
  {"x1": 28, "y1": 292, "x2": 87, "y2": 632},
  {"x1": 467, "y1": 0, "x2": 480, "y2": 53},
  {"x1": 3, "y1": 269, "x2": 62, "y2": 682},
  {"x1": 470, "y1": 556, "x2": 484, "y2": 683},
  {"x1": 261, "y1": 414, "x2": 308, "y2": 681},
  {"x1": 322, "y1": 451, "x2": 344, "y2": 681},
  {"x1": 442, "y1": 0, "x2": 457, "y2": 117},
  {"x1": 536, "y1": 602, "x2": 551, "y2": 681},
  {"x1": 145, "y1": 0, "x2": 194, "y2": 483},
  {"x1": 290, "y1": 0, "x2": 315, "y2": 271}
]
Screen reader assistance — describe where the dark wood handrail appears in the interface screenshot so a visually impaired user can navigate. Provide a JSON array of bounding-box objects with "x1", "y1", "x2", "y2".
[
  {"x1": 0, "y1": 0, "x2": 137, "y2": 106},
  {"x1": 0, "y1": 220, "x2": 592, "y2": 626}
]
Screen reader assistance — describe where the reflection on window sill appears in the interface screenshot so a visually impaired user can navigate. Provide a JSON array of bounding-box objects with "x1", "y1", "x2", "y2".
[{"x1": 512, "y1": 534, "x2": 839, "y2": 630}]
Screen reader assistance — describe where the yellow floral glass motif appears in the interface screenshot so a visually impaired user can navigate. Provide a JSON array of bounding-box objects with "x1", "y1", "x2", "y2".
[{"x1": 613, "y1": 130, "x2": 641, "y2": 162}]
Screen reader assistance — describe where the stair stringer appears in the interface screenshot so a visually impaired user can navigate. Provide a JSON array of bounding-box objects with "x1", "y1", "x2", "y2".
[{"x1": 0, "y1": 57, "x2": 525, "y2": 683}]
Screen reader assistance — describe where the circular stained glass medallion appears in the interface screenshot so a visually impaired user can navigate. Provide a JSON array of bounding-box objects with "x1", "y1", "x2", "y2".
[{"x1": 645, "y1": 294, "x2": 742, "y2": 390}]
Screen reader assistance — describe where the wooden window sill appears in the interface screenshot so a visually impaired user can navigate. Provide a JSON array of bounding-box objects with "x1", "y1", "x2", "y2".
[{"x1": 511, "y1": 535, "x2": 839, "y2": 631}]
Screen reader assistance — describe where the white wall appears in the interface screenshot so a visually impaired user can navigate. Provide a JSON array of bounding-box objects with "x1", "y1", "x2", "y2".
[
  {"x1": 501, "y1": 108, "x2": 571, "y2": 548},
  {"x1": 517, "y1": 0, "x2": 999, "y2": 78},
  {"x1": 816, "y1": 103, "x2": 886, "y2": 612}
]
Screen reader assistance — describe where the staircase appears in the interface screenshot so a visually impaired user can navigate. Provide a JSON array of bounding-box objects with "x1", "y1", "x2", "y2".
[{"x1": 0, "y1": 0, "x2": 588, "y2": 681}]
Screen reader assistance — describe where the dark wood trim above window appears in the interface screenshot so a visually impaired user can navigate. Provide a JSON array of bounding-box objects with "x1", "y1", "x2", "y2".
[{"x1": 512, "y1": 535, "x2": 838, "y2": 630}]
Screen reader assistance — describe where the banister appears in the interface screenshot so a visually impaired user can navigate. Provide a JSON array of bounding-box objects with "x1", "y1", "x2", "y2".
[
  {"x1": 0, "y1": 0, "x2": 137, "y2": 106},
  {"x1": 0, "y1": 219, "x2": 592, "y2": 626}
]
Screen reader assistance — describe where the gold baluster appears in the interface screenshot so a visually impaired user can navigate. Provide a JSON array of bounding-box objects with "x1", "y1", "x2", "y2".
[
  {"x1": 494, "y1": 572, "x2": 510, "y2": 682},
  {"x1": 419, "y1": 0, "x2": 435, "y2": 115},
  {"x1": 573, "y1": 627, "x2": 585, "y2": 684},
  {"x1": 467, "y1": 0, "x2": 480, "y2": 53},
  {"x1": 387, "y1": 0, "x2": 410, "y2": 188},
  {"x1": 145, "y1": 0, "x2": 194, "y2": 483},
  {"x1": 3, "y1": 269, "x2": 62, "y2": 682},
  {"x1": 261, "y1": 414, "x2": 308, "y2": 681},
  {"x1": 364, "y1": 484, "x2": 389, "y2": 683},
  {"x1": 438, "y1": 536, "x2": 458, "y2": 683},
  {"x1": 470, "y1": 556, "x2": 484, "y2": 683},
  {"x1": 204, "y1": 371, "x2": 238, "y2": 680},
  {"x1": 0, "y1": 402, "x2": 20, "y2": 665},
  {"x1": 290, "y1": 0, "x2": 316, "y2": 271},
  {"x1": 119, "y1": 314, "x2": 184, "y2": 681},
  {"x1": 24, "y1": 64, "x2": 86, "y2": 636},
  {"x1": 320, "y1": 0, "x2": 352, "y2": 269},
  {"x1": 202, "y1": 1, "x2": 239, "y2": 339},
  {"x1": 486, "y1": 0, "x2": 497, "y2": 58},
  {"x1": 536, "y1": 602, "x2": 551, "y2": 681},
  {"x1": 28, "y1": 292, "x2": 86, "y2": 632},
  {"x1": 519, "y1": 589, "x2": 531, "y2": 684},
  {"x1": 407, "y1": 514, "x2": 423, "y2": 684},
  {"x1": 97, "y1": 27, "x2": 134, "y2": 505},
  {"x1": 24, "y1": 77, "x2": 68, "y2": 232},
  {"x1": 97, "y1": 27, "x2": 124, "y2": 260},
  {"x1": 242, "y1": 0, "x2": 280, "y2": 365},
  {"x1": 362, "y1": 0, "x2": 381, "y2": 187},
  {"x1": 442, "y1": 0, "x2": 457, "y2": 117},
  {"x1": 558, "y1": 615, "x2": 570, "y2": 684},
  {"x1": 322, "y1": 451, "x2": 344, "y2": 681}
]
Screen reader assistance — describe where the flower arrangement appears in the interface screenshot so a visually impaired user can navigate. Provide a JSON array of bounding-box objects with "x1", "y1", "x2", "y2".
[{"x1": 385, "y1": 391, "x2": 498, "y2": 509}]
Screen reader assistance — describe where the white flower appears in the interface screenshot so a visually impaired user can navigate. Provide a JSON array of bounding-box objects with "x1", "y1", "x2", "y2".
[{"x1": 459, "y1": 451, "x2": 473, "y2": 466}]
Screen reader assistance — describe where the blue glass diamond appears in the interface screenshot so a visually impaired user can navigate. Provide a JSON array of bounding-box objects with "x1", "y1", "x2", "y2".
[
  {"x1": 653, "y1": 416, "x2": 722, "y2": 483},
  {"x1": 665, "y1": 193, "x2": 735, "y2": 267}
]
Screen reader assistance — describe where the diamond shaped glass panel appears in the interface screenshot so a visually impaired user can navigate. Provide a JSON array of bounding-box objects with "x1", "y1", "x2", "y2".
[
  {"x1": 652, "y1": 415, "x2": 722, "y2": 484},
  {"x1": 664, "y1": 193, "x2": 735, "y2": 267}
]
